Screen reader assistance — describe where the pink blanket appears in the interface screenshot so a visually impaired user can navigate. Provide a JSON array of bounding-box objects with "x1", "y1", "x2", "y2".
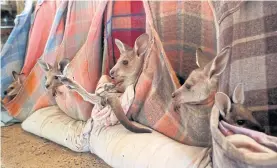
[{"x1": 219, "y1": 121, "x2": 277, "y2": 152}]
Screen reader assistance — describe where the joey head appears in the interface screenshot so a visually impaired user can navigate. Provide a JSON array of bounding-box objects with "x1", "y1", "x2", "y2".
[
  {"x1": 172, "y1": 48, "x2": 230, "y2": 110},
  {"x1": 3, "y1": 71, "x2": 26, "y2": 101},
  {"x1": 109, "y1": 33, "x2": 151, "y2": 93},
  {"x1": 215, "y1": 83, "x2": 264, "y2": 132},
  {"x1": 38, "y1": 58, "x2": 70, "y2": 96},
  {"x1": 170, "y1": 48, "x2": 230, "y2": 146}
]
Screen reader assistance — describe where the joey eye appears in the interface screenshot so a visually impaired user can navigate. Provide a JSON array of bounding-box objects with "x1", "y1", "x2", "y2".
[
  {"x1": 122, "y1": 60, "x2": 128, "y2": 65},
  {"x1": 237, "y1": 120, "x2": 246, "y2": 125},
  {"x1": 10, "y1": 87, "x2": 14, "y2": 90},
  {"x1": 185, "y1": 84, "x2": 191, "y2": 90},
  {"x1": 54, "y1": 76, "x2": 58, "y2": 80}
]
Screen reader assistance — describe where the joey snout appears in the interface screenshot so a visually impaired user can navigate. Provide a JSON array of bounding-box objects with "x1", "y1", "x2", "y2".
[
  {"x1": 109, "y1": 69, "x2": 115, "y2": 79},
  {"x1": 172, "y1": 92, "x2": 176, "y2": 98},
  {"x1": 45, "y1": 84, "x2": 50, "y2": 89},
  {"x1": 109, "y1": 67, "x2": 119, "y2": 80},
  {"x1": 172, "y1": 91, "x2": 182, "y2": 111}
]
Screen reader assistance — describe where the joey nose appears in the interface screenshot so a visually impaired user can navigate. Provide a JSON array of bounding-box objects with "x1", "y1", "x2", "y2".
[
  {"x1": 109, "y1": 70, "x2": 114, "y2": 78},
  {"x1": 4, "y1": 91, "x2": 7, "y2": 95},
  {"x1": 45, "y1": 84, "x2": 50, "y2": 89},
  {"x1": 172, "y1": 93, "x2": 175, "y2": 98}
]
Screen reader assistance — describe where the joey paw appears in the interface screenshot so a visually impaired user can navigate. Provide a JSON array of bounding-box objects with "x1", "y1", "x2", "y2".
[
  {"x1": 174, "y1": 105, "x2": 180, "y2": 112},
  {"x1": 103, "y1": 83, "x2": 115, "y2": 91}
]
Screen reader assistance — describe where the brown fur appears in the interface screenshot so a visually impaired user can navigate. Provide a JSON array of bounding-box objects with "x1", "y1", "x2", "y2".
[{"x1": 171, "y1": 48, "x2": 230, "y2": 146}]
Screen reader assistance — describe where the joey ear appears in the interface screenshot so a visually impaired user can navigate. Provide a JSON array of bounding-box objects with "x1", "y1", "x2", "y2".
[
  {"x1": 58, "y1": 58, "x2": 70, "y2": 74},
  {"x1": 232, "y1": 83, "x2": 245, "y2": 104},
  {"x1": 208, "y1": 47, "x2": 230, "y2": 79},
  {"x1": 38, "y1": 59, "x2": 51, "y2": 72},
  {"x1": 134, "y1": 33, "x2": 149, "y2": 57},
  {"x1": 196, "y1": 48, "x2": 213, "y2": 68},
  {"x1": 17, "y1": 73, "x2": 26, "y2": 84},
  {"x1": 115, "y1": 39, "x2": 132, "y2": 54},
  {"x1": 12, "y1": 71, "x2": 19, "y2": 81},
  {"x1": 215, "y1": 92, "x2": 231, "y2": 118}
]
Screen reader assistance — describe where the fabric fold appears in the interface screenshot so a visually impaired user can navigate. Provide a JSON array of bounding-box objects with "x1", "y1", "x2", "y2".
[
  {"x1": 219, "y1": 120, "x2": 277, "y2": 152},
  {"x1": 1, "y1": 0, "x2": 34, "y2": 126}
]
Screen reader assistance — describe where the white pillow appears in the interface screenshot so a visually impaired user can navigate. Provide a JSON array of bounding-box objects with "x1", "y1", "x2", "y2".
[
  {"x1": 22, "y1": 106, "x2": 90, "y2": 152},
  {"x1": 22, "y1": 105, "x2": 211, "y2": 168},
  {"x1": 89, "y1": 122, "x2": 211, "y2": 168}
]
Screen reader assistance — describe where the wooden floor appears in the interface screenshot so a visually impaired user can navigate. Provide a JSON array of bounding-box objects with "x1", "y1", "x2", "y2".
[{"x1": 1, "y1": 124, "x2": 110, "y2": 168}]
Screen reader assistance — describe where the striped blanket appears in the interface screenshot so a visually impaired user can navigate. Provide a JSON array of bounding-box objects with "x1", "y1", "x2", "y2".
[
  {"x1": 21, "y1": 0, "x2": 59, "y2": 75},
  {"x1": 1, "y1": 0, "x2": 33, "y2": 99},
  {"x1": 1, "y1": 0, "x2": 33, "y2": 126},
  {"x1": 3, "y1": 1, "x2": 106, "y2": 121}
]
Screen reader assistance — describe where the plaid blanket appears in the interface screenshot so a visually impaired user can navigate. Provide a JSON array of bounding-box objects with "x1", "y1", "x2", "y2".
[
  {"x1": 3, "y1": 1, "x2": 106, "y2": 121},
  {"x1": 209, "y1": 1, "x2": 277, "y2": 167},
  {"x1": 1, "y1": 0, "x2": 33, "y2": 99},
  {"x1": 102, "y1": 1, "x2": 146, "y2": 75},
  {"x1": 101, "y1": 1, "x2": 217, "y2": 145},
  {"x1": 120, "y1": 1, "x2": 216, "y2": 145},
  {"x1": 210, "y1": 1, "x2": 277, "y2": 135},
  {"x1": 103, "y1": 1, "x2": 217, "y2": 80},
  {"x1": 148, "y1": 1, "x2": 217, "y2": 79}
]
